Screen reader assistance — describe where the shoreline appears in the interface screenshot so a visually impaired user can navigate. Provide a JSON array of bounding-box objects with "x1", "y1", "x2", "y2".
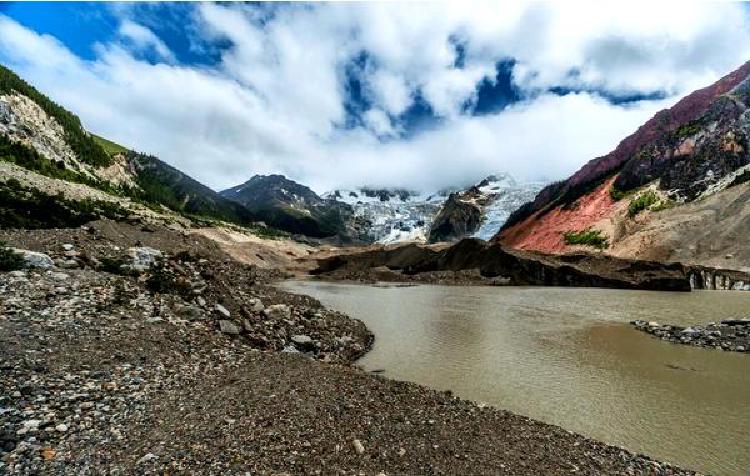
[{"x1": 0, "y1": 221, "x2": 701, "y2": 474}]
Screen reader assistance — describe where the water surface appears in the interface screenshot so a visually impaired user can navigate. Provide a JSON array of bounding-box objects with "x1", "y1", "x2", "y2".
[{"x1": 282, "y1": 281, "x2": 750, "y2": 475}]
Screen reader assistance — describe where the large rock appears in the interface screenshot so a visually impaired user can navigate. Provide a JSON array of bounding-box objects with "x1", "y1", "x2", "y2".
[
  {"x1": 265, "y1": 304, "x2": 291, "y2": 319},
  {"x1": 14, "y1": 249, "x2": 54, "y2": 269},
  {"x1": 127, "y1": 246, "x2": 163, "y2": 272},
  {"x1": 218, "y1": 320, "x2": 240, "y2": 335},
  {"x1": 291, "y1": 334, "x2": 315, "y2": 351}
]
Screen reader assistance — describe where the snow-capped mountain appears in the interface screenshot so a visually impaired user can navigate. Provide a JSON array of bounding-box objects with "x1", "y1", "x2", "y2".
[
  {"x1": 325, "y1": 174, "x2": 544, "y2": 244},
  {"x1": 324, "y1": 188, "x2": 452, "y2": 243}
]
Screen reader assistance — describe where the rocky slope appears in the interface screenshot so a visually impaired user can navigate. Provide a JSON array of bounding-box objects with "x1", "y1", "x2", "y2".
[{"x1": 497, "y1": 60, "x2": 750, "y2": 270}]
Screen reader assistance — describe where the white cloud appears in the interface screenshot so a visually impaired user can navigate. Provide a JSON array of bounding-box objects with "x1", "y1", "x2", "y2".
[
  {"x1": 1, "y1": 3, "x2": 750, "y2": 194},
  {"x1": 118, "y1": 20, "x2": 176, "y2": 63}
]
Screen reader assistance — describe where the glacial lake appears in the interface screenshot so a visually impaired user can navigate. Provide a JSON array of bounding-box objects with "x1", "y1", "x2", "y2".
[{"x1": 281, "y1": 281, "x2": 750, "y2": 476}]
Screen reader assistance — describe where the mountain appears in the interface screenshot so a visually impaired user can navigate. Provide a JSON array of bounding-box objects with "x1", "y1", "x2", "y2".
[
  {"x1": 326, "y1": 175, "x2": 543, "y2": 244},
  {"x1": 0, "y1": 64, "x2": 270, "y2": 232},
  {"x1": 324, "y1": 187, "x2": 449, "y2": 243},
  {"x1": 496, "y1": 60, "x2": 750, "y2": 271},
  {"x1": 221, "y1": 174, "x2": 353, "y2": 238}
]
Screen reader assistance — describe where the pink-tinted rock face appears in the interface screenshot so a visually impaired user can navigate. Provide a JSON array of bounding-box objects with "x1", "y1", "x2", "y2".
[
  {"x1": 499, "y1": 178, "x2": 617, "y2": 253},
  {"x1": 497, "y1": 60, "x2": 750, "y2": 251}
]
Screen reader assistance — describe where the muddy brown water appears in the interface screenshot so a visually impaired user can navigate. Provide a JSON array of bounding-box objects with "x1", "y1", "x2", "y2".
[{"x1": 281, "y1": 281, "x2": 750, "y2": 475}]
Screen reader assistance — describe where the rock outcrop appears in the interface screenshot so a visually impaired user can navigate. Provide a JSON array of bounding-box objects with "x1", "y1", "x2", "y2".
[{"x1": 427, "y1": 190, "x2": 482, "y2": 242}]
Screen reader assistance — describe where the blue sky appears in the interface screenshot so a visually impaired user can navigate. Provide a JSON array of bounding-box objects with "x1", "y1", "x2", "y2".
[{"x1": 1, "y1": 2, "x2": 750, "y2": 191}]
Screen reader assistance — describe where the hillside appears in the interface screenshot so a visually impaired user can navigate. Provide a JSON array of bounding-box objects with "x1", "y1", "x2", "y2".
[
  {"x1": 0, "y1": 64, "x2": 282, "y2": 235},
  {"x1": 497, "y1": 60, "x2": 750, "y2": 271}
]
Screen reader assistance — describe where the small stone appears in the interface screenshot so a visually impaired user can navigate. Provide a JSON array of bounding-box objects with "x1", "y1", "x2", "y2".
[
  {"x1": 215, "y1": 304, "x2": 231, "y2": 318},
  {"x1": 218, "y1": 320, "x2": 240, "y2": 335},
  {"x1": 47, "y1": 271, "x2": 69, "y2": 281},
  {"x1": 55, "y1": 424, "x2": 68, "y2": 433},
  {"x1": 197, "y1": 296, "x2": 206, "y2": 307},
  {"x1": 41, "y1": 447, "x2": 56, "y2": 461},
  {"x1": 136, "y1": 453, "x2": 158, "y2": 465},
  {"x1": 352, "y1": 439, "x2": 365, "y2": 454},
  {"x1": 397, "y1": 448, "x2": 406, "y2": 457},
  {"x1": 62, "y1": 244, "x2": 75, "y2": 251}
]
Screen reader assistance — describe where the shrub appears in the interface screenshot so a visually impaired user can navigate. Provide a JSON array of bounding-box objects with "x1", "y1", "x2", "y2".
[
  {"x1": 0, "y1": 241, "x2": 24, "y2": 271},
  {"x1": 628, "y1": 191, "x2": 659, "y2": 218},
  {"x1": 562, "y1": 228, "x2": 609, "y2": 250},
  {"x1": 609, "y1": 185, "x2": 628, "y2": 201}
]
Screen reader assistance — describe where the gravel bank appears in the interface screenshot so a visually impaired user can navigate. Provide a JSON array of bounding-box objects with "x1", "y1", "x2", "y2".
[
  {"x1": 631, "y1": 319, "x2": 750, "y2": 352},
  {"x1": 1, "y1": 222, "x2": 699, "y2": 474}
]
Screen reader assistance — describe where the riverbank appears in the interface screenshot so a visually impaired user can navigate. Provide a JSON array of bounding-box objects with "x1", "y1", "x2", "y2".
[{"x1": 1, "y1": 221, "x2": 699, "y2": 474}]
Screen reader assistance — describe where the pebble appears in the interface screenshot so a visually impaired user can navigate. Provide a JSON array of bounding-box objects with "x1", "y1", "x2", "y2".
[{"x1": 353, "y1": 439, "x2": 365, "y2": 454}]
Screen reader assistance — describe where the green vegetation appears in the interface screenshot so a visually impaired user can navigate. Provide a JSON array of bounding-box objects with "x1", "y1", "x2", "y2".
[
  {"x1": 627, "y1": 190, "x2": 659, "y2": 218},
  {"x1": 92, "y1": 134, "x2": 128, "y2": 156},
  {"x1": 0, "y1": 178, "x2": 129, "y2": 229},
  {"x1": 0, "y1": 241, "x2": 24, "y2": 271},
  {"x1": 609, "y1": 185, "x2": 630, "y2": 201},
  {"x1": 562, "y1": 228, "x2": 609, "y2": 250},
  {"x1": 0, "y1": 134, "x2": 119, "y2": 193},
  {"x1": 674, "y1": 121, "x2": 702, "y2": 139},
  {"x1": 0, "y1": 65, "x2": 112, "y2": 167}
]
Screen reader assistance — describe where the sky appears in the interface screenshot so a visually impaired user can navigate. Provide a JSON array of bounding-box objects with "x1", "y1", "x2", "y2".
[{"x1": 1, "y1": 2, "x2": 750, "y2": 193}]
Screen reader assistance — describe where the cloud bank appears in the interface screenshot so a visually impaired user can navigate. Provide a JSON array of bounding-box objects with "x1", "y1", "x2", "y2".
[{"x1": 1, "y1": 3, "x2": 750, "y2": 192}]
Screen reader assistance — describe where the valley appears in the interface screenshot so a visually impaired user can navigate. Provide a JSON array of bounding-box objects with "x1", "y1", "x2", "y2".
[{"x1": 1, "y1": 47, "x2": 750, "y2": 476}]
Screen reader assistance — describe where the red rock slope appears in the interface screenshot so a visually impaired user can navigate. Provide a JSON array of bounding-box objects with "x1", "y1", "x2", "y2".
[{"x1": 497, "y1": 60, "x2": 750, "y2": 257}]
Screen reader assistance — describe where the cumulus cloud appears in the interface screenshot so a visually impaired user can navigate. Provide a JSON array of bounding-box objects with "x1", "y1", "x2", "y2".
[{"x1": 1, "y1": 3, "x2": 750, "y2": 193}]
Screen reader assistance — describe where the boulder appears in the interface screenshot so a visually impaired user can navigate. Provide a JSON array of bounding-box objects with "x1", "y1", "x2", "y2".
[
  {"x1": 265, "y1": 304, "x2": 291, "y2": 319},
  {"x1": 214, "y1": 304, "x2": 231, "y2": 318},
  {"x1": 218, "y1": 320, "x2": 240, "y2": 335},
  {"x1": 14, "y1": 249, "x2": 54, "y2": 269},
  {"x1": 127, "y1": 246, "x2": 163, "y2": 272},
  {"x1": 247, "y1": 298, "x2": 265, "y2": 313}
]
